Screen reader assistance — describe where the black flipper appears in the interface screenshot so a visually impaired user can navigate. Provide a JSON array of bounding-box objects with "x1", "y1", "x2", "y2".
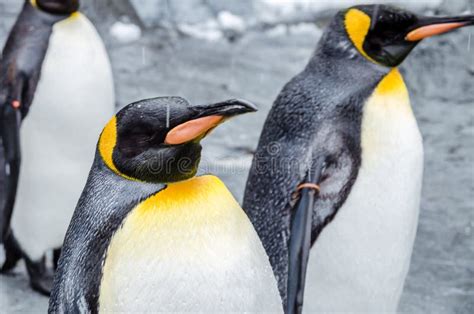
[
  {"x1": 0, "y1": 91, "x2": 22, "y2": 243},
  {"x1": 286, "y1": 158, "x2": 325, "y2": 314}
]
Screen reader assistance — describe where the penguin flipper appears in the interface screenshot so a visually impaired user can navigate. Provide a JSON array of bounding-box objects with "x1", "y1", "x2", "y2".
[
  {"x1": 287, "y1": 157, "x2": 326, "y2": 314},
  {"x1": 0, "y1": 87, "x2": 23, "y2": 243},
  {"x1": 286, "y1": 149, "x2": 359, "y2": 313}
]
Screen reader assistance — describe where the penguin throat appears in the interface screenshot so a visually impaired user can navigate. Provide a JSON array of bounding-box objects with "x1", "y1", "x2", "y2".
[{"x1": 375, "y1": 68, "x2": 408, "y2": 97}]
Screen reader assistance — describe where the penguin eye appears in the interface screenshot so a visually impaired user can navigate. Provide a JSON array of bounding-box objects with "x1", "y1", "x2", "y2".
[
  {"x1": 117, "y1": 126, "x2": 165, "y2": 158},
  {"x1": 118, "y1": 134, "x2": 151, "y2": 157}
]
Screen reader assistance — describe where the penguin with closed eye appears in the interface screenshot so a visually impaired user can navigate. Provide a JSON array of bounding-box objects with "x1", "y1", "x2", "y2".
[{"x1": 49, "y1": 97, "x2": 283, "y2": 313}]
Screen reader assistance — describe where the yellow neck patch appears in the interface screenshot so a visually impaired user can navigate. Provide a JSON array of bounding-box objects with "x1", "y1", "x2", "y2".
[
  {"x1": 30, "y1": 0, "x2": 37, "y2": 8},
  {"x1": 136, "y1": 175, "x2": 239, "y2": 217},
  {"x1": 101, "y1": 175, "x2": 244, "y2": 259},
  {"x1": 102, "y1": 175, "x2": 243, "y2": 265},
  {"x1": 98, "y1": 116, "x2": 136, "y2": 181},
  {"x1": 69, "y1": 11, "x2": 80, "y2": 19},
  {"x1": 375, "y1": 68, "x2": 408, "y2": 97},
  {"x1": 99, "y1": 175, "x2": 254, "y2": 311},
  {"x1": 344, "y1": 8, "x2": 377, "y2": 64},
  {"x1": 360, "y1": 67, "x2": 415, "y2": 159}
]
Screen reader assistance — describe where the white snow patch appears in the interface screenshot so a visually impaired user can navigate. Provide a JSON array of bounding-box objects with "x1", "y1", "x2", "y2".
[
  {"x1": 260, "y1": 0, "x2": 444, "y2": 19},
  {"x1": 217, "y1": 11, "x2": 246, "y2": 33},
  {"x1": 178, "y1": 19, "x2": 223, "y2": 41},
  {"x1": 261, "y1": 0, "x2": 443, "y2": 12},
  {"x1": 266, "y1": 24, "x2": 288, "y2": 37},
  {"x1": 265, "y1": 23, "x2": 322, "y2": 37},
  {"x1": 109, "y1": 21, "x2": 142, "y2": 43},
  {"x1": 179, "y1": 11, "x2": 246, "y2": 41},
  {"x1": 289, "y1": 23, "x2": 322, "y2": 36}
]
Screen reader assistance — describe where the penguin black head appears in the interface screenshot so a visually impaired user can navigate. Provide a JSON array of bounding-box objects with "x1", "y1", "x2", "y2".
[
  {"x1": 35, "y1": 0, "x2": 79, "y2": 15},
  {"x1": 331, "y1": 4, "x2": 474, "y2": 67},
  {"x1": 98, "y1": 97, "x2": 256, "y2": 183}
]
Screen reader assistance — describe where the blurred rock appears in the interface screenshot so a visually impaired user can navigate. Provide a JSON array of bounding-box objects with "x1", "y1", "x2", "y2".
[
  {"x1": 218, "y1": 11, "x2": 246, "y2": 33},
  {"x1": 128, "y1": 0, "x2": 255, "y2": 28},
  {"x1": 206, "y1": 0, "x2": 255, "y2": 17},
  {"x1": 253, "y1": 0, "x2": 445, "y2": 26},
  {"x1": 109, "y1": 19, "x2": 142, "y2": 43},
  {"x1": 437, "y1": 0, "x2": 472, "y2": 14},
  {"x1": 177, "y1": 20, "x2": 223, "y2": 41},
  {"x1": 130, "y1": 0, "x2": 213, "y2": 28}
]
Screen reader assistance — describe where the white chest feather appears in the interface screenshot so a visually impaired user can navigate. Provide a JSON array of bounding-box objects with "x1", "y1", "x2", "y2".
[
  {"x1": 11, "y1": 13, "x2": 115, "y2": 259},
  {"x1": 305, "y1": 69, "x2": 423, "y2": 313},
  {"x1": 99, "y1": 176, "x2": 282, "y2": 313}
]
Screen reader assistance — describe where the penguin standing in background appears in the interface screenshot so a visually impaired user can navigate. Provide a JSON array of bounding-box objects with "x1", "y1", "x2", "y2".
[
  {"x1": 243, "y1": 5, "x2": 473, "y2": 313},
  {"x1": 49, "y1": 97, "x2": 283, "y2": 313},
  {"x1": 0, "y1": 0, "x2": 114, "y2": 294}
]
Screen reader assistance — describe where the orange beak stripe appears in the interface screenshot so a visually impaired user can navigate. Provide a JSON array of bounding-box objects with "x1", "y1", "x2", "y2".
[
  {"x1": 406, "y1": 22, "x2": 467, "y2": 41},
  {"x1": 164, "y1": 115, "x2": 223, "y2": 145}
]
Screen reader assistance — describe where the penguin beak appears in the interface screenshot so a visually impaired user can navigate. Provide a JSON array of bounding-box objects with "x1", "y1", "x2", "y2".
[
  {"x1": 406, "y1": 14, "x2": 474, "y2": 41},
  {"x1": 164, "y1": 99, "x2": 257, "y2": 145}
]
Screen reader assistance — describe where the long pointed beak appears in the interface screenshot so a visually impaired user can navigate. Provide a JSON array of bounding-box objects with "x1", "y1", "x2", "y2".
[
  {"x1": 164, "y1": 99, "x2": 257, "y2": 145},
  {"x1": 406, "y1": 15, "x2": 474, "y2": 41}
]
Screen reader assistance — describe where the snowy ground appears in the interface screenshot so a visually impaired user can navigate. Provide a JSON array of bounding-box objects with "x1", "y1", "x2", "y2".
[{"x1": 1, "y1": 0, "x2": 473, "y2": 313}]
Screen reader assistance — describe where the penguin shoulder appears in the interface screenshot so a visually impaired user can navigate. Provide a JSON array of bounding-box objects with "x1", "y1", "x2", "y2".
[{"x1": 133, "y1": 174, "x2": 241, "y2": 218}]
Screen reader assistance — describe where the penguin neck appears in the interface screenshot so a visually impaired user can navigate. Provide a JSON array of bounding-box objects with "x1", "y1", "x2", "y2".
[
  {"x1": 314, "y1": 48, "x2": 388, "y2": 75},
  {"x1": 375, "y1": 68, "x2": 408, "y2": 98},
  {"x1": 309, "y1": 18, "x2": 391, "y2": 84},
  {"x1": 308, "y1": 48, "x2": 389, "y2": 93}
]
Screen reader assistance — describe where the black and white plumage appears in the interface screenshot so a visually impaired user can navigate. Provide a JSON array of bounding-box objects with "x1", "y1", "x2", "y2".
[{"x1": 243, "y1": 5, "x2": 473, "y2": 312}]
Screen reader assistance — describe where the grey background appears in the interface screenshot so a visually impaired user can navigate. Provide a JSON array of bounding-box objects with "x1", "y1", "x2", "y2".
[{"x1": 0, "y1": 0, "x2": 473, "y2": 312}]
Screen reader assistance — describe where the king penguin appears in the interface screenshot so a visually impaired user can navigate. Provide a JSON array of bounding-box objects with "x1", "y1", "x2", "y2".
[
  {"x1": 242, "y1": 5, "x2": 473, "y2": 313},
  {"x1": 0, "y1": 0, "x2": 114, "y2": 294},
  {"x1": 49, "y1": 97, "x2": 283, "y2": 313}
]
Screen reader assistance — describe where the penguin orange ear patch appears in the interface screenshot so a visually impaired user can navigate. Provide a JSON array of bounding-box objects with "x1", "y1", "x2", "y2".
[
  {"x1": 165, "y1": 116, "x2": 223, "y2": 145},
  {"x1": 344, "y1": 8, "x2": 376, "y2": 63},
  {"x1": 99, "y1": 116, "x2": 119, "y2": 172}
]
